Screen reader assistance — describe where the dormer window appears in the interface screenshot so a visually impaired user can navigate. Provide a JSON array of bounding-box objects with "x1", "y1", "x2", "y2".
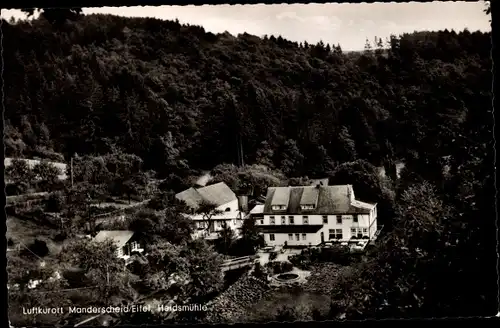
[
  {"x1": 225, "y1": 207, "x2": 231, "y2": 212},
  {"x1": 272, "y1": 205, "x2": 287, "y2": 211},
  {"x1": 301, "y1": 204, "x2": 315, "y2": 210}
]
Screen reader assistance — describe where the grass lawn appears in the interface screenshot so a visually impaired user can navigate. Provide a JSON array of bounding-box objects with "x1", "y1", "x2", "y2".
[{"x1": 7, "y1": 215, "x2": 75, "y2": 266}]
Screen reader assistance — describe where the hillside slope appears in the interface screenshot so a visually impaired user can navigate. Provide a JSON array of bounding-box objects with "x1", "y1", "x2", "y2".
[{"x1": 3, "y1": 15, "x2": 492, "y2": 179}]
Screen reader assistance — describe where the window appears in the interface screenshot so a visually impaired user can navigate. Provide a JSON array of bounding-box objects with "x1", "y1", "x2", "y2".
[
  {"x1": 270, "y1": 234, "x2": 275, "y2": 241},
  {"x1": 329, "y1": 229, "x2": 343, "y2": 240},
  {"x1": 351, "y1": 228, "x2": 356, "y2": 236},
  {"x1": 363, "y1": 228, "x2": 368, "y2": 234},
  {"x1": 217, "y1": 221, "x2": 222, "y2": 228},
  {"x1": 336, "y1": 216, "x2": 342, "y2": 224},
  {"x1": 270, "y1": 217, "x2": 275, "y2": 225},
  {"x1": 336, "y1": 229, "x2": 343, "y2": 240},
  {"x1": 302, "y1": 234, "x2": 307, "y2": 240},
  {"x1": 353, "y1": 215, "x2": 358, "y2": 223},
  {"x1": 130, "y1": 241, "x2": 140, "y2": 251},
  {"x1": 225, "y1": 207, "x2": 231, "y2": 212},
  {"x1": 322, "y1": 216, "x2": 328, "y2": 224},
  {"x1": 301, "y1": 205, "x2": 315, "y2": 210},
  {"x1": 295, "y1": 234, "x2": 300, "y2": 241},
  {"x1": 260, "y1": 220, "x2": 264, "y2": 224},
  {"x1": 288, "y1": 234, "x2": 293, "y2": 241},
  {"x1": 289, "y1": 217, "x2": 295, "y2": 224},
  {"x1": 281, "y1": 217, "x2": 286, "y2": 224},
  {"x1": 302, "y1": 216, "x2": 308, "y2": 224},
  {"x1": 270, "y1": 216, "x2": 275, "y2": 219}
]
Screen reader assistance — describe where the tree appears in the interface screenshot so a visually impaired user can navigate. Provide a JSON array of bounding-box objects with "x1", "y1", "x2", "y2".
[
  {"x1": 255, "y1": 141, "x2": 275, "y2": 168},
  {"x1": 7, "y1": 253, "x2": 72, "y2": 326},
  {"x1": 364, "y1": 38, "x2": 372, "y2": 53},
  {"x1": 5, "y1": 159, "x2": 33, "y2": 194},
  {"x1": 280, "y1": 139, "x2": 304, "y2": 177},
  {"x1": 21, "y1": 8, "x2": 83, "y2": 25},
  {"x1": 195, "y1": 200, "x2": 223, "y2": 233},
  {"x1": 238, "y1": 217, "x2": 265, "y2": 255},
  {"x1": 59, "y1": 238, "x2": 137, "y2": 305},
  {"x1": 144, "y1": 239, "x2": 223, "y2": 305},
  {"x1": 32, "y1": 160, "x2": 62, "y2": 191},
  {"x1": 217, "y1": 221, "x2": 235, "y2": 255},
  {"x1": 329, "y1": 159, "x2": 395, "y2": 227}
]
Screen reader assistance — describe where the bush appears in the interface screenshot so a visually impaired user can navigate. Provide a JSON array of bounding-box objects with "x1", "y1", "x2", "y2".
[
  {"x1": 289, "y1": 246, "x2": 352, "y2": 268},
  {"x1": 22, "y1": 239, "x2": 49, "y2": 258},
  {"x1": 318, "y1": 246, "x2": 352, "y2": 265},
  {"x1": 45, "y1": 192, "x2": 65, "y2": 212},
  {"x1": 252, "y1": 262, "x2": 267, "y2": 279},
  {"x1": 269, "y1": 251, "x2": 278, "y2": 261},
  {"x1": 266, "y1": 261, "x2": 294, "y2": 274},
  {"x1": 7, "y1": 238, "x2": 15, "y2": 247}
]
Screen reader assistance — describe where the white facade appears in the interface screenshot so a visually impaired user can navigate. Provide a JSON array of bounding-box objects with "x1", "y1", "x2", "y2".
[
  {"x1": 258, "y1": 210, "x2": 377, "y2": 247},
  {"x1": 189, "y1": 199, "x2": 244, "y2": 238}
]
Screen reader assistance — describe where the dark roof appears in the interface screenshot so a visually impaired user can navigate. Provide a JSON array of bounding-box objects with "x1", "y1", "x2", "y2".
[
  {"x1": 300, "y1": 187, "x2": 320, "y2": 206},
  {"x1": 175, "y1": 182, "x2": 236, "y2": 209},
  {"x1": 197, "y1": 182, "x2": 236, "y2": 206},
  {"x1": 257, "y1": 225, "x2": 323, "y2": 234},
  {"x1": 175, "y1": 187, "x2": 204, "y2": 209},
  {"x1": 263, "y1": 185, "x2": 373, "y2": 215},
  {"x1": 271, "y1": 187, "x2": 290, "y2": 206}
]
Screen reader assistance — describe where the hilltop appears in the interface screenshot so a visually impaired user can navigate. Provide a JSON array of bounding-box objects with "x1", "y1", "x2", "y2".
[{"x1": 3, "y1": 14, "x2": 491, "y2": 180}]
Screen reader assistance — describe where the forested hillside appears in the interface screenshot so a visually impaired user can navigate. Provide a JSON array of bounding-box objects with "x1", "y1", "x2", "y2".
[
  {"x1": 3, "y1": 15, "x2": 491, "y2": 177},
  {"x1": 3, "y1": 13, "x2": 496, "y2": 319}
]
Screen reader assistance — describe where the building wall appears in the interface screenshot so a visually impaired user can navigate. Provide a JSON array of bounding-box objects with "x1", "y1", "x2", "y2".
[
  {"x1": 191, "y1": 199, "x2": 243, "y2": 233},
  {"x1": 259, "y1": 207, "x2": 378, "y2": 246},
  {"x1": 263, "y1": 232, "x2": 321, "y2": 247}
]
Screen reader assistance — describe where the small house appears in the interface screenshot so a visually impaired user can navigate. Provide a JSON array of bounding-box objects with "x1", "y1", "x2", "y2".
[{"x1": 93, "y1": 230, "x2": 144, "y2": 260}]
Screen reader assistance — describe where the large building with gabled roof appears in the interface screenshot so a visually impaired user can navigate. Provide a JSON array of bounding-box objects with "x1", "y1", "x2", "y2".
[
  {"x1": 256, "y1": 183, "x2": 378, "y2": 246},
  {"x1": 175, "y1": 182, "x2": 245, "y2": 240}
]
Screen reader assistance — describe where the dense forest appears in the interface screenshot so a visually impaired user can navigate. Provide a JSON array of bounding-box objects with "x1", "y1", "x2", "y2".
[{"x1": 3, "y1": 10, "x2": 496, "y2": 320}]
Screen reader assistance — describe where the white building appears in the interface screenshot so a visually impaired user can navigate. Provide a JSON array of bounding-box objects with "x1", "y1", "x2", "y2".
[
  {"x1": 93, "y1": 230, "x2": 144, "y2": 260},
  {"x1": 256, "y1": 184, "x2": 378, "y2": 247},
  {"x1": 175, "y1": 182, "x2": 244, "y2": 240}
]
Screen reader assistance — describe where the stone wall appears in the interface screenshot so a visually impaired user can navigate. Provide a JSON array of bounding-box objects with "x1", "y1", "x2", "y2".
[{"x1": 204, "y1": 275, "x2": 270, "y2": 323}]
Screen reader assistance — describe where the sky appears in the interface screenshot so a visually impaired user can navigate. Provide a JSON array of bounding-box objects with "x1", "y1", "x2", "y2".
[{"x1": 2, "y1": 2, "x2": 491, "y2": 51}]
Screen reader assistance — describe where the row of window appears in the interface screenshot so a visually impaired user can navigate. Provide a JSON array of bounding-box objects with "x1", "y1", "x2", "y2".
[
  {"x1": 267, "y1": 227, "x2": 371, "y2": 243},
  {"x1": 351, "y1": 228, "x2": 369, "y2": 236},
  {"x1": 269, "y1": 233, "x2": 307, "y2": 241},
  {"x1": 265, "y1": 215, "x2": 360, "y2": 225},
  {"x1": 196, "y1": 220, "x2": 238, "y2": 229}
]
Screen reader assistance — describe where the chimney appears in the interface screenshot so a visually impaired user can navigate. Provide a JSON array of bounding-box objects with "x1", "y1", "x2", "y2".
[
  {"x1": 347, "y1": 185, "x2": 355, "y2": 203},
  {"x1": 237, "y1": 195, "x2": 248, "y2": 213}
]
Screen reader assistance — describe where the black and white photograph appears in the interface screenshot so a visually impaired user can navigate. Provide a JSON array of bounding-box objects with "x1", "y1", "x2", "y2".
[{"x1": 2, "y1": 1, "x2": 496, "y2": 327}]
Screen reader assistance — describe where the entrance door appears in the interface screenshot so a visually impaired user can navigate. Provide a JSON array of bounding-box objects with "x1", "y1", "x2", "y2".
[{"x1": 320, "y1": 232, "x2": 324, "y2": 243}]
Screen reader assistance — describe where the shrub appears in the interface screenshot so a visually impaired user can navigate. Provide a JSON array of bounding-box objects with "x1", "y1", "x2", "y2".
[
  {"x1": 289, "y1": 246, "x2": 352, "y2": 268},
  {"x1": 319, "y1": 246, "x2": 352, "y2": 265},
  {"x1": 269, "y1": 251, "x2": 278, "y2": 261},
  {"x1": 22, "y1": 239, "x2": 49, "y2": 258},
  {"x1": 7, "y1": 238, "x2": 15, "y2": 247},
  {"x1": 45, "y1": 192, "x2": 65, "y2": 212},
  {"x1": 252, "y1": 262, "x2": 266, "y2": 279}
]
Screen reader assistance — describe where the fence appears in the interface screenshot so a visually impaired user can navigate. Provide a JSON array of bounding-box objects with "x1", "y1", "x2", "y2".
[{"x1": 220, "y1": 256, "x2": 257, "y2": 273}]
